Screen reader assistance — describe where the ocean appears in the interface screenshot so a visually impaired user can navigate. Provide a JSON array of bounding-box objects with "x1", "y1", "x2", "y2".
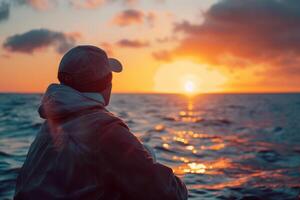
[{"x1": 0, "y1": 93, "x2": 300, "y2": 200}]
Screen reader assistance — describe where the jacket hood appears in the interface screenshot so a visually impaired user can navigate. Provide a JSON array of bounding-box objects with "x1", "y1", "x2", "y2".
[{"x1": 39, "y1": 84, "x2": 105, "y2": 119}]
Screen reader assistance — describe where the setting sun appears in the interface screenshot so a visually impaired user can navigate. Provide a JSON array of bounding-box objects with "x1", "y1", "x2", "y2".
[
  {"x1": 154, "y1": 60, "x2": 227, "y2": 94},
  {"x1": 184, "y1": 80, "x2": 195, "y2": 93}
]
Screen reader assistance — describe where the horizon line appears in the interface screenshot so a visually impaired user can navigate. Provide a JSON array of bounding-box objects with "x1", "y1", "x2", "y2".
[{"x1": 0, "y1": 91, "x2": 299, "y2": 95}]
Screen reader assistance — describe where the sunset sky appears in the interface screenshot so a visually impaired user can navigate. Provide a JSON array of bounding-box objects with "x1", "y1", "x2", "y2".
[{"x1": 0, "y1": 0, "x2": 300, "y2": 93}]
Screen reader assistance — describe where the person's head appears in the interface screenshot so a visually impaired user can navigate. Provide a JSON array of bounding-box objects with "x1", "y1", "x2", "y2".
[{"x1": 57, "y1": 45, "x2": 122, "y2": 106}]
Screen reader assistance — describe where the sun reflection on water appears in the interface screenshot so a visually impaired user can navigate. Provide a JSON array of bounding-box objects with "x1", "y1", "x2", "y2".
[
  {"x1": 172, "y1": 158, "x2": 232, "y2": 175},
  {"x1": 173, "y1": 136, "x2": 189, "y2": 144},
  {"x1": 157, "y1": 97, "x2": 235, "y2": 177},
  {"x1": 154, "y1": 95, "x2": 299, "y2": 193},
  {"x1": 185, "y1": 163, "x2": 207, "y2": 174}
]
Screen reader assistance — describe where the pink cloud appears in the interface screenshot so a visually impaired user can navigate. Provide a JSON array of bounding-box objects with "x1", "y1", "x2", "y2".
[
  {"x1": 112, "y1": 9, "x2": 144, "y2": 26},
  {"x1": 156, "y1": 0, "x2": 300, "y2": 78},
  {"x1": 26, "y1": 0, "x2": 57, "y2": 11},
  {"x1": 111, "y1": 9, "x2": 157, "y2": 27},
  {"x1": 68, "y1": 0, "x2": 105, "y2": 9},
  {"x1": 116, "y1": 39, "x2": 149, "y2": 48}
]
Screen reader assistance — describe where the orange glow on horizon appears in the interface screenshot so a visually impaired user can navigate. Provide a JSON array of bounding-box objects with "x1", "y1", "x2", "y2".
[{"x1": 154, "y1": 60, "x2": 227, "y2": 94}]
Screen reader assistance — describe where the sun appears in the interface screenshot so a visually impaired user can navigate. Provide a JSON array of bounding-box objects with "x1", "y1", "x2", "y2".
[
  {"x1": 181, "y1": 74, "x2": 201, "y2": 95},
  {"x1": 184, "y1": 80, "x2": 195, "y2": 93},
  {"x1": 154, "y1": 60, "x2": 227, "y2": 94}
]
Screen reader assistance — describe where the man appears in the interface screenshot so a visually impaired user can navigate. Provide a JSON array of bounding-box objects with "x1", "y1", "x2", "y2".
[{"x1": 14, "y1": 45, "x2": 188, "y2": 200}]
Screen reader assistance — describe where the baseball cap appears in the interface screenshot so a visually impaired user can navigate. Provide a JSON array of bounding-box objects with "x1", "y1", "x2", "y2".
[{"x1": 58, "y1": 45, "x2": 122, "y2": 93}]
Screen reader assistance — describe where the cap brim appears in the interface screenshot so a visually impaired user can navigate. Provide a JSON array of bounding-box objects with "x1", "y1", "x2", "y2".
[{"x1": 108, "y1": 58, "x2": 123, "y2": 73}]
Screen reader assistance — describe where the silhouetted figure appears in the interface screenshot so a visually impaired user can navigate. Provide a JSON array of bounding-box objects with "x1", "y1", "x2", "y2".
[{"x1": 14, "y1": 45, "x2": 188, "y2": 200}]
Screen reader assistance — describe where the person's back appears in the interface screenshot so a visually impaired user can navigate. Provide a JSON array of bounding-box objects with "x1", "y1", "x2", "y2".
[{"x1": 14, "y1": 45, "x2": 188, "y2": 200}]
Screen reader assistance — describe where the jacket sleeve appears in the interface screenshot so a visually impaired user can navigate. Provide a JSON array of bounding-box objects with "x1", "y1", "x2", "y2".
[{"x1": 98, "y1": 122, "x2": 188, "y2": 200}]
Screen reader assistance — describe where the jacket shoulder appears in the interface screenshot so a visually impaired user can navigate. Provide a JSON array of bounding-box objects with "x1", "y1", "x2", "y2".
[{"x1": 92, "y1": 108, "x2": 129, "y2": 130}]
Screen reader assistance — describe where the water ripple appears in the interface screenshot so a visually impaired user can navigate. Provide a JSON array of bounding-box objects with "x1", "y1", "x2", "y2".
[{"x1": 1, "y1": 93, "x2": 300, "y2": 199}]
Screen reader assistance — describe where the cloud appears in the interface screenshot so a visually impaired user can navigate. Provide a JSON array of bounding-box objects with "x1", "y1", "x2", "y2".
[
  {"x1": 68, "y1": 0, "x2": 105, "y2": 9},
  {"x1": 162, "y1": 0, "x2": 300, "y2": 75},
  {"x1": 116, "y1": 39, "x2": 149, "y2": 48},
  {"x1": 3, "y1": 28, "x2": 78, "y2": 54},
  {"x1": 12, "y1": 0, "x2": 57, "y2": 11},
  {"x1": 2, "y1": 0, "x2": 138, "y2": 14},
  {"x1": 69, "y1": 0, "x2": 139, "y2": 9},
  {"x1": 112, "y1": 9, "x2": 144, "y2": 26},
  {"x1": 156, "y1": 34, "x2": 178, "y2": 44},
  {"x1": 152, "y1": 50, "x2": 172, "y2": 61},
  {"x1": 26, "y1": 0, "x2": 54, "y2": 10},
  {"x1": 0, "y1": 0, "x2": 57, "y2": 15},
  {"x1": 16, "y1": 0, "x2": 102, "y2": 10},
  {"x1": 0, "y1": 2, "x2": 9, "y2": 22},
  {"x1": 120, "y1": 0, "x2": 138, "y2": 6},
  {"x1": 111, "y1": 9, "x2": 156, "y2": 27},
  {"x1": 146, "y1": 11, "x2": 156, "y2": 27}
]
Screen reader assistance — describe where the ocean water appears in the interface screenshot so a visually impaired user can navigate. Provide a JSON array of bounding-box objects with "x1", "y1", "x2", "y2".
[{"x1": 0, "y1": 93, "x2": 300, "y2": 200}]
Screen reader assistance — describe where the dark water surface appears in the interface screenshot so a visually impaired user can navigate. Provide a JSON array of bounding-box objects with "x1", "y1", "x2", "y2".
[{"x1": 0, "y1": 93, "x2": 300, "y2": 199}]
